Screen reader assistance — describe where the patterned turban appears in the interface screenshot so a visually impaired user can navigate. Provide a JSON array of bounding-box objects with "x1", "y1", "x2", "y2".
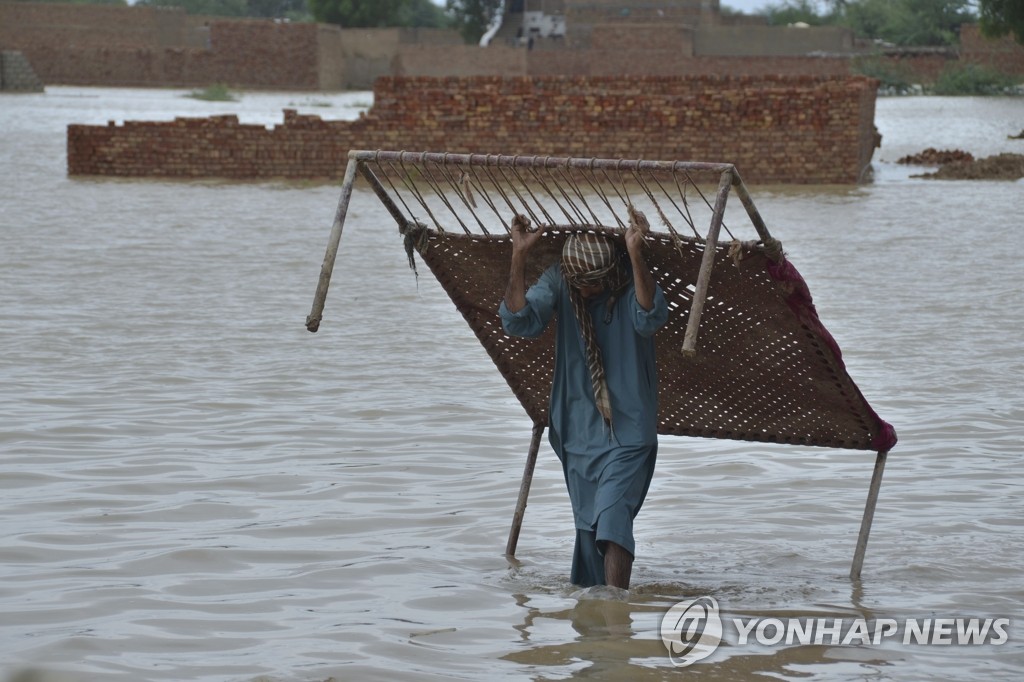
[{"x1": 560, "y1": 233, "x2": 631, "y2": 430}]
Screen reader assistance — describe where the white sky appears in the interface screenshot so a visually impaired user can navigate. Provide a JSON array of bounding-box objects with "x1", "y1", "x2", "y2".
[
  {"x1": 720, "y1": 0, "x2": 770, "y2": 12},
  {"x1": 720, "y1": 0, "x2": 832, "y2": 13},
  {"x1": 427, "y1": 2, "x2": 830, "y2": 17}
]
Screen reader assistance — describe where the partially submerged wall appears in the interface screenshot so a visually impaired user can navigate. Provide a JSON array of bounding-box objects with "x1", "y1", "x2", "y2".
[{"x1": 67, "y1": 75, "x2": 879, "y2": 185}]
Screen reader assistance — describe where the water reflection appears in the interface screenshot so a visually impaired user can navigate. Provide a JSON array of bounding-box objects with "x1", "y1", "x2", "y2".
[{"x1": 505, "y1": 593, "x2": 647, "y2": 676}]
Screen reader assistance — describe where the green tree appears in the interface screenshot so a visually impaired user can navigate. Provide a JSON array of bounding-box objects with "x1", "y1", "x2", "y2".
[
  {"x1": 397, "y1": 0, "x2": 449, "y2": 27},
  {"x1": 978, "y1": 0, "x2": 1024, "y2": 44},
  {"x1": 446, "y1": 0, "x2": 502, "y2": 44},
  {"x1": 929, "y1": 61, "x2": 1020, "y2": 93},
  {"x1": 842, "y1": 0, "x2": 973, "y2": 46},
  {"x1": 309, "y1": 0, "x2": 402, "y2": 26},
  {"x1": 309, "y1": 0, "x2": 445, "y2": 27},
  {"x1": 758, "y1": 0, "x2": 986, "y2": 47}
]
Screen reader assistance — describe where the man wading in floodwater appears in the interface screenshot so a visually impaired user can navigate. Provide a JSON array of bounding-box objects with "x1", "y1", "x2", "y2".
[{"x1": 499, "y1": 214, "x2": 668, "y2": 589}]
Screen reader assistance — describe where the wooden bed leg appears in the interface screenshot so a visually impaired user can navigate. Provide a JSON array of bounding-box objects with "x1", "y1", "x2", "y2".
[
  {"x1": 306, "y1": 152, "x2": 359, "y2": 333},
  {"x1": 850, "y1": 450, "x2": 888, "y2": 580},
  {"x1": 505, "y1": 423, "x2": 545, "y2": 558},
  {"x1": 682, "y1": 170, "x2": 732, "y2": 355}
]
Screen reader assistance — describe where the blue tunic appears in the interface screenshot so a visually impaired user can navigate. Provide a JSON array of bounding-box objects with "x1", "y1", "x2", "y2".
[{"x1": 499, "y1": 263, "x2": 669, "y2": 586}]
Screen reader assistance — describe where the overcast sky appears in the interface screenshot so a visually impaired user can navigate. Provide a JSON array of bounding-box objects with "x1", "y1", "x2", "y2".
[
  {"x1": 721, "y1": 0, "x2": 832, "y2": 13},
  {"x1": 720, "y1": 0, "x2": 779, "y2": 12},
  {"x1": 719, "y1": 0, "x2": 772, "y2": 12},
  {"x1": 427, "y1": 2, "x2": 829, "y2": 17}
]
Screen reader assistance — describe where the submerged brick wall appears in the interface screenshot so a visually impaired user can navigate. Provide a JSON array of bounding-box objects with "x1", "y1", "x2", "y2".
[{"x1": 68, "y1": 75, "x2": 879, "y2": 185}]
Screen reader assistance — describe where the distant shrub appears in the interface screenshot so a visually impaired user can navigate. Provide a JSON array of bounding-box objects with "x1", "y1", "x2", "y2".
[
  {"x1": 186, "y1": 84, "x2": 238, "y2": 102},
  {"x1": 928, "y1": 63, "x2": 1022, "y2": 96}
]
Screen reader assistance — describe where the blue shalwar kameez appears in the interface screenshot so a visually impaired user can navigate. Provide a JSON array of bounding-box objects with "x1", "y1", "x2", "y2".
[{"x1": 499, "y1": 263, "x2": 669, "y2": 586}]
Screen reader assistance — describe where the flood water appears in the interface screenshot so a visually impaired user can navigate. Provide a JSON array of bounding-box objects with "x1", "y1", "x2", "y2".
[{"x1": 1, "y1": 87, "x2": 1022, "y2": 681}]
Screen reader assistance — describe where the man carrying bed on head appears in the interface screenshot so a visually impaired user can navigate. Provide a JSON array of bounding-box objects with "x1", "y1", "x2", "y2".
[{"x1": 499, "y1": 212, "x2": 669, "y2": 589}]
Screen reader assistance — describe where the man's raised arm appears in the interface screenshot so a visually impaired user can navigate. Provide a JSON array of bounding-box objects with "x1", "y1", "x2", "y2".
[
  {"x1": 625, "y1": 210, "x2": 656, "y2": 311},
  {"x1": 504, "y1": 215, "x2": 546, "y2": 313}
]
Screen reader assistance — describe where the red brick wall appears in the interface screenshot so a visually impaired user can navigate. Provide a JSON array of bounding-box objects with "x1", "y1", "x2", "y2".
[{"x1": 68, "y1": 75, "x2": 879, "y2": 185}]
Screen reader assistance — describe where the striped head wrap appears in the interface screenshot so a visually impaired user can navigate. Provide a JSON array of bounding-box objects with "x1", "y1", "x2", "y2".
[{"x1": 561, "y1": 233, "x2": 631, "y2": 429}]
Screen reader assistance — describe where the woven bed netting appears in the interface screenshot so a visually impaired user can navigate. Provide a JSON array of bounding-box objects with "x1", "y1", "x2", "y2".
[{"x1": 306, "y1": 151, "x2": 897, "y2": 579}]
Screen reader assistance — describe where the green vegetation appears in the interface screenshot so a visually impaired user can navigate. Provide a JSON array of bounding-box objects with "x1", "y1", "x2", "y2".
[
  {"x1": 760, "y1": 0, "x2": 974, "y2": 47},
  {"x1": 979, "y1": 0, "x2": 1024, "y2": 45},
  {"x1": 928, "y1": 62, "x2": 1022, "y2": 94},
  {"x1": 760, "y1": 0, "x2": 1022, "y2": 47},
  {"x1": 307, "y1": 0, "x2": 447, "y2": 28},
  {"x1": 445, "y1": 0, "x2": 502, "y2": 44},
  {"x1": 759, "y1": 0, "x2": 1022, "y2": 95},
  {"x1": 186, "y1": 83, "x2": 238, "y2": 101},
  {"x1": 851, "y1": 55, "x2": 1023, "y2": 97},
  {"x1": 848, "y1": 0, "x2": 973, "y2": 46},
  {"x1": 305, "y1": 0, "x2": 499, "y2": 42}
]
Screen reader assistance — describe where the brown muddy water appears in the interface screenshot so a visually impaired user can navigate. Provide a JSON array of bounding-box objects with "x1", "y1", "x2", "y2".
[{"x1": 1, "y1": 88, "x2": 1022, "y2": 681}]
